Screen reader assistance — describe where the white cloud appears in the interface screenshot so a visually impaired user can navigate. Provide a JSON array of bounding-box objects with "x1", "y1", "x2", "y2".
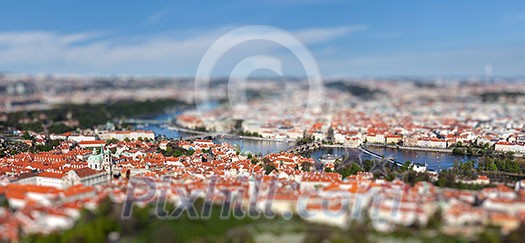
[
  {"x1": 0, "y1": 25, "x2": 363, "y2": 75},
  {"x1": 294, "y1": 25, "x2": 367, "y2": 43},
  {"x1": 143, "y1": 9, "x2": 169, "y2": 26},
  {"x1": 0, "y1": 31, "x2": 102, "y2": 46},
  {"x1": 2, "y1": 25, "x2": 522, "y2": 77}
]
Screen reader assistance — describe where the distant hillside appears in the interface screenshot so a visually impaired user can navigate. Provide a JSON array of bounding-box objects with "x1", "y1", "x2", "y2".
[{"x1": 324, "y1": 81, "x2": 385, "y2": 99}]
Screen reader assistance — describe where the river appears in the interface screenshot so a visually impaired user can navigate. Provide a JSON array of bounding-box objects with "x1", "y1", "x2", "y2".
[
  {"x1": 140, "y1": 110, "x2": 478, "y2": 170},
  {"x1": 138, "y1": 110, "x2": 293, "y2": 155}
]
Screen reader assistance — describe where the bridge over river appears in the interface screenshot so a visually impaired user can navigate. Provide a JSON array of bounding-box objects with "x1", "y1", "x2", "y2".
[
  {"x1": 357, "y1": 146, "x2": 404, "y2": 167},
  {"x1": 285, "y1": 141, "x2": 322, "y2": 154},
  {"x1": 285, "y1": 142, "x2": 405, "y2": 167}
]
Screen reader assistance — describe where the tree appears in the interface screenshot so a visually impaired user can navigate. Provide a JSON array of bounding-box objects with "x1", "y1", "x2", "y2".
[
  {"x1": 400, "y1": 161, "x2": 413, "y2": 172},
  {"x1": 466, "y1": 147, "x2": 473, "y2": 155},
  {"x1": 384, "y1": 170, "x2": 396, "y2": 181},
  {"x1": 452, "y1": 147, "x2": 464, "y2": 155},
  {"x1": 301, "y1": 162, "x2": 311, "y2": 171},
  {"x1": 488, "y1": 159, "x2": 497, "y2": 171},
  {"x1": 403, "y1": 171, "x2": 431, "y2": 186},
  {"x1": 106, "y1": 138, "x2": 119, "y2": 144},
  {"x1": 264, "y1": 164, "x2": 276, "y2": 175},
  {"x1": 48, "y1": 124, "x2": 73, "y2": 134},
  {"x1": 336, "y1": 163, "x2": 363, "y2": 179},
  {"x1": 436, "y1": 170, "x2": 456, "y2": 188},
  {"x1": 165, "y1": 147, "x2": 174, "y2": 156},
  {"x1": 362, "y1": 159, "x2": 374, "y2": 171},
  {"x1": 21, "y1": 132, "x2": 32, "y2": 140}
]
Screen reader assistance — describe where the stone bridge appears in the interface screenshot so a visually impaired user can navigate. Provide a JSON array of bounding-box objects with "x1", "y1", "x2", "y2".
[{"x1": 286, "y1": 141, "x2": 322, "y2": 154}]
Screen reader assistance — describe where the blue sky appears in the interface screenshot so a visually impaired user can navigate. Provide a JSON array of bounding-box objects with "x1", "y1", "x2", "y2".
[{"x1": 0, "y1": 0, "x2": 524, "y2": 77}]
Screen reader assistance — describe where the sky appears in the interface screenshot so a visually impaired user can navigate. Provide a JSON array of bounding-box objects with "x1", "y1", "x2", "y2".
[{"x1": 0, "y1": 0, "x2": 525, "y2": 77}]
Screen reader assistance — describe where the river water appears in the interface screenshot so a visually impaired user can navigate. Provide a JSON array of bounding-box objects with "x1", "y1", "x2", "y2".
[
  {"x1": 141, "y1": 110, "x2": 478, "y2": 171},
  {"x1": 141, "y1": 122, "x2": 293, "y2": 155}
]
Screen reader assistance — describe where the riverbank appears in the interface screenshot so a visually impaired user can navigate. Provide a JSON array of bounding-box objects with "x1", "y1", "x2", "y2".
[
  {"x1": 235, "y1": 135, "x2": 294, "y2": 142},
  {"x1": 323, "y1": 143, "x2": 454, "y2": 154},
  {"x1": 367, "y1": 143, "x2": 453, "y2": 153},
  {"x1": 323, "y1": 143, "x2": 456, "y2": 154},
  {"x1": 367, "y1": 143, "x2": 524, "y2": 158},
  {"x1": 321, "y1": 144, "x2": 358, "y2": 149},
  {"x1": 152, "y1": 120, "x2": 475, "y2": 170},
  {"x1": 166, "y1": 124, "x2": 295, "y2": 143}
]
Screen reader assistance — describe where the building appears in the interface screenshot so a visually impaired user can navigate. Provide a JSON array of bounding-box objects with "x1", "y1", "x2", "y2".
[
  {"x1": 98, "y1": 130, "x2": 155, "y2": 141},
  {"x1": 15, "y1": 172, "x2": 65, "y2": 189},
  {"x1": 495, "y1": 141, "x2": 525, "y2": 154},
  {"x1": 63, "y1": 168, "x2": 110, "y2": 188},
  {"x1": 78, "y1": 140, "x2": 106, "y2": 149},
  {"x1": 87, "y1": 145, "x2": 113, "y2": 172},
  {"x1": 14, "y1": 168, "x2": 109, "y2": 189},
  {"x1": 386, "y1": 135, "x2": 402, "y2": 145}
]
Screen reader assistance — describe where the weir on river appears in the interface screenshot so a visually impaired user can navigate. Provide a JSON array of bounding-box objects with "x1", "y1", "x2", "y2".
[{"x1": 357, "y1": 146, "x2": 403, "y2": 167}]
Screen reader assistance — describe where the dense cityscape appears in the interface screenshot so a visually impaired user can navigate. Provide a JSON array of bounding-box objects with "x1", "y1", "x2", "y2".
[
  {"x1": 1, "y1": 74, "x2": 525, "y2": 242},
  {"x1": 2, "y1": 1, "x2": 525, "y2": 242}
]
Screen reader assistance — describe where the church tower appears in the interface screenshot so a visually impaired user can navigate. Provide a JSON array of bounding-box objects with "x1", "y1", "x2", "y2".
[{"x1": 101, "y1": 145, "x2": 113, "y2": 173}]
